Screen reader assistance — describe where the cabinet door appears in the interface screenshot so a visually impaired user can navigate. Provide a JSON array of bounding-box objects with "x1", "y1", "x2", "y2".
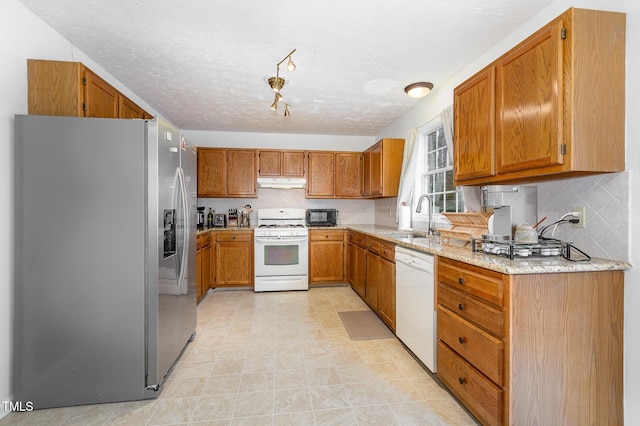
[
  {"x1": 118, "y1": 94, "x2": 146, "y2": 119},
  {"x1": 335, "y1": 152, "x2": 363, "y2": 197},
  {"x1": 202, "y1": 243, "x2": 212, "y2": 296},
  {"x1": 306, "y1": 152, "x2": 335, "y2": 197},
  {"x1": 282, "y1": 151, "x2": 305, "y2": 177},
  {"x1": 216, "y1": 242, "x2": 252, "y2": 285},
  {"x1": 196, "y1": 247, "x2": 203, "y2": 302},
  {"x1": 362, "y1": 151, "x2": 372, "y2": 197},
  {"x1": 198, "y1": 149, "x2": 227, "y2": 197},
  {"x1": 378, "y1": 257, "x2": 395, "y2": 330},
  {"x1": 227, "y1": 150, "x2": 257, "y2": 196},
  {"x1": 347, "y1": 242, "x2": 366, "y2": 298},
  {"x1": 365, "y1": 251, "x2": 380, "y2": 311},
  {"x1": 309, "y1": 231, "x2": 344, "y2": 284},
  {"x1": 369, "y1": 144, "x2": 383, "y2": 197},
  {"x1": 83, "y1": 68, "x2": 118, "y2": 118},
  {"x1": 258, "y1": 150, "x2": 282, "y2": 176},
  {"x1": 496, "y1": 20, "x2": 564, "y2": 173},
  {"x1": 454, "y1": 67, "x2": 496, "y2": 182}
]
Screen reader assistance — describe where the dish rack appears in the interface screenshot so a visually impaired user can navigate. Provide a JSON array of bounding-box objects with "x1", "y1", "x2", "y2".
[
  {"x1": 471, "y1": 236, "x2": 568, "y2": 260},
  {"x1": 439, "y1": 212, "x2": 493, "y2": 243}
]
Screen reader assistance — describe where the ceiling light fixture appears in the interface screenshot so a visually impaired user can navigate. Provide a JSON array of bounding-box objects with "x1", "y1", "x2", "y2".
[
  {"x1": 267, "y1": 49, "x2": 297, "y2": 116},
  {"x1": 404, "y1": 82, "x2": 434, "y2": 98}
]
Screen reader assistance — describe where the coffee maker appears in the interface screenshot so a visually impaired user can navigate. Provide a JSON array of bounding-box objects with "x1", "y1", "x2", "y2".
[
  {"x1": 481, "y1": 185, "x2": 537, "y2": 239},
  {"x1": 196, "y1": 207, "x2": 205, "y2": 229}
]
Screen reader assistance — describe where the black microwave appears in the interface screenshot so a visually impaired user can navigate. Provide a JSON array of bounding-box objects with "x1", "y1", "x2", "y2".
[{"x1": 306, "y1": 209, "x2": 338, "y2": 227}]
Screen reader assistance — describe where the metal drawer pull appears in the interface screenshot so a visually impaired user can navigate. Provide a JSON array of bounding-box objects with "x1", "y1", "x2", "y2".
[
  {"x1": 458, "y1": 277, "x2": 465, "y2": 285},
  {"x1": 458, "y1": 303, "x2": 465, "y2": 310},
  {"x1": 458, "y1": 337, "x2": 466, "y2": 344},
  {"x1": 458, "y1": 377, "x2": 466, "y2": 385}
]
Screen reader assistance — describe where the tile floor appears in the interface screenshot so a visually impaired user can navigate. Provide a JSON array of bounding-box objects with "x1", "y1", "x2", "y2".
[{"x1": 2, "y1": 286, "x2": 478, "y2": 425}]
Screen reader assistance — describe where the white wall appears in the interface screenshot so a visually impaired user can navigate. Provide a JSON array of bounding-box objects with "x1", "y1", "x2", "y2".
[{"x1": 376, "y1": 0, "x2": 639, "y2": 422}]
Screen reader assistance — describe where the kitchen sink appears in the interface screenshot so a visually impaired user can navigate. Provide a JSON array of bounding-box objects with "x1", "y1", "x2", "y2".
[{"x1": 384, "y1": 232, "x2": 427, "y2": 239}]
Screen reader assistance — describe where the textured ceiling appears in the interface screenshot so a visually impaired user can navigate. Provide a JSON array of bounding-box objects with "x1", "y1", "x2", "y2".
[{"x1": 19, "y1": 0, "x2": 553, "y2": 136}]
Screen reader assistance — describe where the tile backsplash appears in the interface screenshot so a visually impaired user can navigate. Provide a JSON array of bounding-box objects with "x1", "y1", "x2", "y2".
[
  {"x1": 536, "y1": 172, "x2": 629, "y2": 262},
  {"x1": 198, "y1": 188, "x2": 374, "y2": 226}
]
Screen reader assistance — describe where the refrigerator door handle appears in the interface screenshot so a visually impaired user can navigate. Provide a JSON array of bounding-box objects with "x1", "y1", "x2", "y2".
[{"x1": 177, "y1": 167, "x2": 189, "y2": 290}]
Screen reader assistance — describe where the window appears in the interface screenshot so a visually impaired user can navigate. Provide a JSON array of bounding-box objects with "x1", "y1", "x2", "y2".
[{"x1": 414, "y1": 118, "x2": 464, "y2": 223}]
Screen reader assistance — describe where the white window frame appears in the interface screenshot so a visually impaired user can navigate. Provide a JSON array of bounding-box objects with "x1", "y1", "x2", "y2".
[{"x1": 413, "y1": 117, "x2": 463, "y2": 225}]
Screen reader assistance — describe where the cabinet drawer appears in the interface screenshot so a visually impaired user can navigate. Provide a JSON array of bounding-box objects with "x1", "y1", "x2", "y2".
[
  {"x1": 438, "y1": 306, "x2": 503, "y2": 385},
  {"x1": 310, "y1": 230, "x2": 344, "y2": 241},
  {"x1": 366, "y1": 237, "x2": 381, "y2": 255},
  {"x1": 379, "y1": 242, "x2": 395, "y2": 263},
  {"x1": 438, "y1": 342, "x2": 503, "y2": 426},
  {"x1": 216, "y1": 232, "x2": 252, "y2": 242},
  {"x1": 347, "y1": 232, "x2": 366, "y2": 248},
  {"x1": 438, "y1": 257, "x2": 505, "y2": 307},
  {"x1": 438, "y1": 284, "x2": 504, "y2": 337}
]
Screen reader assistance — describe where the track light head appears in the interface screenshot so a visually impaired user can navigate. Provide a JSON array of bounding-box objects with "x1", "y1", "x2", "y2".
[
  {"x1": 284, "y1": 104, "x2": 291, "y2": 117},
  {"x1": 286, "y1": 56, "x2": 296, "y2": 72}
]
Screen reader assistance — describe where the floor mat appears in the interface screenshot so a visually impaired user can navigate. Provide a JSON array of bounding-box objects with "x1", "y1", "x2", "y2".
[{"x1": 338, "y1": 310, "x2": 395, "y2": 341}]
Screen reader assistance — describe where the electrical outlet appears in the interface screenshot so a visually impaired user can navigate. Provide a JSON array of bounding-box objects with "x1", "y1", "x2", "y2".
[{"x1": 571, "y1": 207, "x2": 586, "y2": 228}]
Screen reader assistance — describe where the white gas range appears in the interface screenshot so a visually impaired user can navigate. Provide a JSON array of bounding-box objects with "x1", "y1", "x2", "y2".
[{"x1": 254, "y1": 208, "x2": 309, "y2": 292}]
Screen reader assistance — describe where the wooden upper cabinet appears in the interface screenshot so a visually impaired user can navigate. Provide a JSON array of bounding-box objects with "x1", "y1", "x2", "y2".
[
  {"x1": 198, "y1": 148, "x2": 257, "y2": 198},
  {"x1": 28, "y1": 60, "x2": 84, "y2": 116},
  {"x1": 496, "y1": 20, "x2": 563, "y2": 174},
  {"x1": 118, "y1": 94, "x2": 148, "y2": 119},
  {"x1": 226, "y1": 149, "x2": 257, "y2": 197},
  {"x1": 258, "y1": 150, "x2": 305, "y2": 177},
  {"x1": 306, "y1": 151, "x2": 335, "y2": 197},
  {"x1": 454, "y1": 67, "x2": 496, "y2": 182},
  {"x1": 368, "y1": 143, "x2": 383, "y2": 196},
  {"x1": 257, "y1": 150, "x2": 282, "y2": 176},
  {"x1": 198, "y1": 149, "x2": 226, "y2": 197},
  {"x1": 363, "y1": 138, "x2": 405, "y2": 198},
  {"x1": 454, "y1": 8, "x2": 625, "y2": 185},
  {"x1": 27, "y1": 59, "x2": 152, "y2": 120},
  {"x1": 335, "y1": 152, "x2": 363, "y2": 197},
  {"x1": 83, "y1": 68, "x2": 118, "y2": 118},
  {"x1": 282, "y1": 151, "x2": 305, "y2": 176}
]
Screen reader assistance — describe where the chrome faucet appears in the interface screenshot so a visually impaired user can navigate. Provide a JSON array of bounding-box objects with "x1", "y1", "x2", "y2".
[{"x1": 416, "y1": 194, "x2": 436, "y2": 235}]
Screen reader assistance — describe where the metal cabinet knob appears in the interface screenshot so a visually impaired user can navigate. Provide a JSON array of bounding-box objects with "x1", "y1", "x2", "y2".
[
  {"x1": 458, "y1": 303, "x2": 465, "y2": 311},
  {"x1": 458, "y1": 277, "x2": 465, "y2": 285},
  {"x1": 458, "y1": 337, "x2": 466, "y2": 344},
  {"x1": 458, "y1": 377, "x2": 466, "y2": 385}
]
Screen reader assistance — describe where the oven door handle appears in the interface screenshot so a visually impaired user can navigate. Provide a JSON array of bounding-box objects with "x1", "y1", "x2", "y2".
[{"x1": 255, "y1": 237, "x2": 309, "y2": 243}]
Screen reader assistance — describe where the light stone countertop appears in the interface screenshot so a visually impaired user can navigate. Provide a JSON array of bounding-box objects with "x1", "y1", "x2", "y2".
[{"x1": 343, "y1": 224, "x2": 632, "y2": 275}]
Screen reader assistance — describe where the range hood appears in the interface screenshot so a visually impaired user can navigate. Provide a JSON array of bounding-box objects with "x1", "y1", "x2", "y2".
[{"x1": 257, "y1": 177, "x2": 306, "y2": 189}]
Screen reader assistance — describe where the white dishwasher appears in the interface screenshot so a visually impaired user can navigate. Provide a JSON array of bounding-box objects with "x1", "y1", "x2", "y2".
[{"x1": 395, "y1": 246, "x2": 437, "y2": 372}]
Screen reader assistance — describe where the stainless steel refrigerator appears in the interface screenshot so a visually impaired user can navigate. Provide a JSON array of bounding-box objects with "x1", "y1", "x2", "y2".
[{"x1": 14, "y1": 114, "x2": 197, "y2": 409}]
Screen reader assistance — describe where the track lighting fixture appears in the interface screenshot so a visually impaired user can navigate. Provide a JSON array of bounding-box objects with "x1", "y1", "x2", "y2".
[
  {"x1": 267, "y1": 49, "x2": 297, "y2": 116},
  {"x1": 404, "y1": 82, "x2": 434, "y2": 98}
]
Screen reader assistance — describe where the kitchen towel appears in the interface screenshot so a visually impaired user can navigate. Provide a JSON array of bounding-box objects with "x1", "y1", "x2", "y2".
[{"x1": 398, "y1": 205, "x2": 412, "y2": 230}]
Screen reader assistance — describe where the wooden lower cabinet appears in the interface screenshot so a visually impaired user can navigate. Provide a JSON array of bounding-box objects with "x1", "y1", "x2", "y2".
[
  {"x1": 361, "y1": 236, "x2": 396, "y2": 330},
  {"x1": 436, "y1": 256, "x2": 624, "y2": 425},
  {"x1": 214, "y1": 231, "x2": 253, "y2": 287},
  {"x1": 377, "y1": 255, "x2": 396, "y2": 331},
  {"x1": 346, "y1": 231, "x2": 366, "y2": 298},
  {"x1": 196, "y1": 232, "x2": 213, "y2": 302},
  {"x1": 309, "y1": 230, "x2": 345, "y2": 284}
]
